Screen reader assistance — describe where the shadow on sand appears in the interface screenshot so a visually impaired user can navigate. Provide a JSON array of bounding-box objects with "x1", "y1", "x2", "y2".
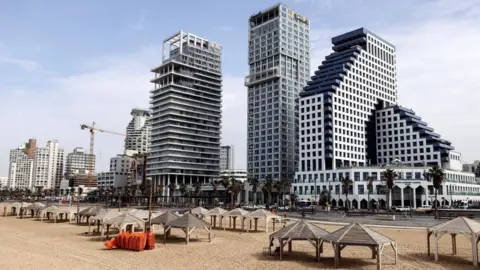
[
  {"x1": 402, "y1": 252, "x2": 477, "y2": 269},
  {"x1": 253, "y1": 251, "x2": 378, "y2": 269}
]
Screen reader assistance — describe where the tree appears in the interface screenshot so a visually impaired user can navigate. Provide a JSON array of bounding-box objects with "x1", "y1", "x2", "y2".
[
  {"x1": 273, "y1": 180, "x2": 285, "y2": 206},
  {"x1": 248, "y1": 178, "x2": 259, "y2": 205},
  {"x1": 157, "y1": 184, "x2": 164, "y2": 203},
  {"x1": 210, "y1": 180, "x2": 219, "y2": 206},
  {"x1": 367, "y1": 176, "x2": 374, "y2": 211},
  {"x1": 428, "y1": 165, "x2": 445, "y2": 218},
  {"x1": 193, "y1": 181, "x2": 202, "y2": 206},
  {"x1": 383, "y1": 169, "x2": 397, "y2": 214},
  {"x1": 341, "y1": 177, "x2": 353, "y2": 211},
  {"x1": 178, "y1": 182, "x2": 187, "y2": 206},
  {"x1": 263, "y1": 174, "x2": 274, "y2": 205},
  {"x1": 319, "y1": 190, "x2": 329, "y2": 206},
  {"x1": 228, "y1": 178, "x2": 243, "y2": 208},
  {"x1": 220, "y1": 176, "x2": 231, "y2": 205},
  {"x1": 167, "y1": 182, "x2": 176, "y2": 204}
]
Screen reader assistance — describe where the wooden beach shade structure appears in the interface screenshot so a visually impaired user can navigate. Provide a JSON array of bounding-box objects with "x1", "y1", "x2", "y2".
[
  {"x1": 268, "y1": 220, "x2": 329, "y2": 261},
  {"x1": 89, "y1": 210, "x2": 121, "y2": 235},
  {"x1": 151, "y1": 211, "x2": 179, "y2": 226},
  {"x1": 190, "y1": 207, "x2": 209, "y2": 218},
  {"x1": 163, "y1": 213, "x2": 212, "y2": 245},
  {"x1": 4, "y1": 202, "x2": 31, "y2": 217},
  {"x1": 246, "y1": 209, "x2": 281, "y2": 233},
  {"x1": 322, "y1": 223, "x2": 397, "y2": 270},
  {"x1": 206, "y1": 207, "x2": 227, "y2": 228},
  {"x1": 39, "y1": 205, "x2": 60, "y2": 221},
  {"x1": 104, "y1": 213, "x2": 145, "y2": 238},
  {"x1": 78, "y1": 206, "x2": 105, "y2": 223},
  {"x1": 221, "y1": 208, "x2": 250, "y2": 231},
  {"x1": 427, "y1": 216, "x2": 480, "y2": 266},
  {"x1": 25, "y1": 202, "x2": 46, "y2": 218}
]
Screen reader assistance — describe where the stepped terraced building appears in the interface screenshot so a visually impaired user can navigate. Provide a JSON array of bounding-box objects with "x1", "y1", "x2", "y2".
[{"x1": 293, "y1": 28, "x2": 480, "y2": 209}]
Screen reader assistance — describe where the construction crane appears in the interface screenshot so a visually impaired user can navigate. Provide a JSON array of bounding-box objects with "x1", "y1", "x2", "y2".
[{"x1": 80, "y1": 122, "x2": 126, "y2": 186}]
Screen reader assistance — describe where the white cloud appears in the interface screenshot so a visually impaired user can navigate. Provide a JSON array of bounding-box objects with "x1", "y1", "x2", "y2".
[
  {"x1": 0, "y1": 56, "x2": 44, "y2": 72},
  {"x1": 0, "y1": 47, "x2": 248, "y2": 175}
]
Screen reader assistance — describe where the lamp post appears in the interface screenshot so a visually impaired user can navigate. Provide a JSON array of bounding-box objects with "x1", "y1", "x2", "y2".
[
  {"x1": 147, "y1": 177, "x2": 153, "y2": 229},
  {"x1": 406, "y1": 183, "x2": 413, "y2": 217},
  {"x1": 327, "y1": 178, "x2": 331, "y2": 210},
  {"x1": 314, "y1": 175, "x2": 318, "y2": 205},
  {"x1": 449, "y1": 185, "x2": 454, "y2": 208}
]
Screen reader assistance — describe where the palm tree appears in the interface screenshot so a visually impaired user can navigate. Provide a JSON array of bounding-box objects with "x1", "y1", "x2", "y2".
[
  {"x1": 273, "y1": 180, "x2": 285, "y2": 206},
  {"x1": 383, "y1": 169, "x2": 397, "y2": 214},
  {"x1": 157, "y1": 184, "x2": 164, "y2": 203},
  {"x1": 167, "y1": 182, "x2": 176, "y2": 204},
  {"x1": 178, "y1": 182, "x2": 187, "y2": 206},
  {"x1": 220, "y1": 176, "x2": 231, "y2": 205},
  {"x1": 428, "y1": 165, "x2": 445, "y2": 218},
  {"x1": 210, "y1": 180, "x2": 219, "y2": 206},
  {"x1": 367, "y1": 176, "x2": 374, "y2": 211},
  {"x1": 264, "y1": 174, "x2": 274, "y2": 205},
  {"x1": 193, "y1": 181, "x2": 202, "y2": 206},
  {"x1": 341, "y1": 177, "x2": 353, "y2": 211},
  {"x1": 319, "y1": 190, "x2": 329, "y2": 206},
  {"x1": 248, "y1": 178, "x2": 259, "y2": 205},
  {"x1": 228, "y1": 178, "x2": 243, "y2": 207}
]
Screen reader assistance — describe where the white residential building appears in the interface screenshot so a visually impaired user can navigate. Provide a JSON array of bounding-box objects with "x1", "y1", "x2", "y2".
[
  {"x1": 8, "y1": 139, "x2": 36, "y2": 189},
  {"x1": 96, "y1": 154, "x2": 136, "y2": 189},
  {"x1": 32, "y1": 140, "x2": 64, "y2": 189},
  {"x1": 246, "y1": 3, "x2": 311, "y2": 182},
  {"x1": 293, "y1": 28, "x2": 480, "y2": 208},
  {"x1": 148, "y1": 31, "x2": 223, "y2": 195},
  {"x1": 124, "y1": 108, "x2": 151, "y2": 154},
  {"x1": 218, "y1": 169, "x2": 247, "y2": 182},
  {"x1": 220, "y1": 145, "x2": 234, "y2": 170},
  {"x1": 0, "y1": 177, "x2": 8, "y2": 188}
]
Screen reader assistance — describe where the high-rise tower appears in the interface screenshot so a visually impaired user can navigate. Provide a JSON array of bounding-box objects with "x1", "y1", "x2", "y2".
[
  {"x1": 148, "y1": 31, "x2": 222, "y2": 191},
  {"x1": 299, "y1": 28, "x2": 397, "y2": 171},
  {"x1": 124, "y1": 108, "x2": 151, "y2": 154},
  {"x1": 246, "y1": 3, "x2": 310, "y2": 181}
]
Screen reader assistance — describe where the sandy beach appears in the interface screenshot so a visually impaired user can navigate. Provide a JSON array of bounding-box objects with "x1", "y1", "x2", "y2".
[{"x1": 0, "y1": 204, "x2": 478, "y2": 270}]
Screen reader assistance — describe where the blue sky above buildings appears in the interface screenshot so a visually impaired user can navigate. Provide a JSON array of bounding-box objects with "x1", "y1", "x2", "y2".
[{"x1": 0, "y1": 0, "x2": 479, "y2": 175}]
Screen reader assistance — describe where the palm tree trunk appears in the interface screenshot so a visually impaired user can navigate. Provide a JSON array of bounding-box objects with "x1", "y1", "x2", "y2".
[
  {"x1": 253, "y1": 191, "x2": 257, "y2": 205},
  {"x1": 434, "y1": 189, "x2": 438, "y2": 219}
]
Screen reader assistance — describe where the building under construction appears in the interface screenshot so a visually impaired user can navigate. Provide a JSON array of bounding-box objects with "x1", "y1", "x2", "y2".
[{"x1": 65, "y1": 147, "x2": 96, "y2": 187}]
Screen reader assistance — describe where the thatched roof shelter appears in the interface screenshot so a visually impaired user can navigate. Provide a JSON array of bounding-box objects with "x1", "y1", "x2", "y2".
[
  {"x1": 164, "y1": 213, "x2": 212, "y2": 245},
  {"x1": 221, "y1": 208, "x2": 250, "y2": 231},
  {"x1": 427, "y1": 217, "x2": 480, "y2": 266},
  {"x1": 50, "y1": 207, "x2": 78, "y2": 223},
  {"x1": 151, "y1": 211, "x2": 179, "y2": 226},
  {"x1": 89, "y1": 210, "x2": 121, "y2": 235},
  {"x1": 131, "y1": 209, "x2": 150, "y2": 220},
  {"x1": 269, "y1": 220, "x2": 329, "y2": 261},
  {"x1": 322, "y1": 223, "x2": 397, "y2": 270},
  {"x1": 79, "y1": 206, "x2": 105, "y2": 217},
  {"x1": 246, "y1": 209, "x2": 281, "y2": 233}
]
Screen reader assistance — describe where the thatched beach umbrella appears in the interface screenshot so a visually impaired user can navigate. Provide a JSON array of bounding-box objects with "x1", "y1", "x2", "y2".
[{"x1": 164, "y1": 213, "x2": 212, "y2": 245}]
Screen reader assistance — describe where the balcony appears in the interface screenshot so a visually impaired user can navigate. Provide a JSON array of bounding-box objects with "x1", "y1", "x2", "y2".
[{"x1": 244, "y1": 67, "x2": 280, "y2": 86}]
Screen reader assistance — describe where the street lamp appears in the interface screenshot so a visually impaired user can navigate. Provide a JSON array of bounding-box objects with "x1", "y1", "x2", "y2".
[
  {"x1": 449, "y1": 184, "x2": 454, "y2": 208},
  {"x1": 147, "y1": 177, "x2": 153, "y2": 229},
  {"x1": 327, "y1": 178, "x2": 331, "y2": 210},
  {"x1": 406, "y1": 183, "x2": 413, "y2": 217},
  {"x1": 313, "y1": 175, "x2": 318, "y2": 205}
]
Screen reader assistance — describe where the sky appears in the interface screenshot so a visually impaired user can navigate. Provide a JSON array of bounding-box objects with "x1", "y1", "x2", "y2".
[{"x1": 0, "y1": 0, "x2": 479, "y2": 176}]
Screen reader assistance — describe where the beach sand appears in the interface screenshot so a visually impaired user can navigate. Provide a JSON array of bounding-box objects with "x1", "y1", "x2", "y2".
[{"x1": 0, "y1": 204, "x2": 478, "y2": 270}]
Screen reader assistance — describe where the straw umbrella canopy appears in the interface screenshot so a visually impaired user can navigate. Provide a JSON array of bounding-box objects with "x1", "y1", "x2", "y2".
[
  {"x1": 322, "y1": 223, "x2": 397, "y2": 270},
  {"x1": 163, "y1": 213, "x2": 212, "y2": 245},
  {"x1": 4, "y1": 202, "x2": 31, "y2": 216},
  {"x1": 221, "y1": 208, "x2": 250, "y2": 230},
  {"x1": 131, "y1": 209, "x2": 150, "y2": 220},
  {"x1": 246, "y1": 209, "x2": 281, "y2": 233},
  {"x1": 206, "y1": 207, "x2": 227, "y2": 228},
  {"x1": 269, "y1": 220, "x2": 329, "y2": 261},
  {"x1": 427, "y1": 216, "x2": 480, "y2": 266}
]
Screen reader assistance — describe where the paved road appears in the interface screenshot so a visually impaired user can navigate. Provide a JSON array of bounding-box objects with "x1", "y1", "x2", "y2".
[{"x1": 286, "y1": 211, "x2": 443, "y2": 228}]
